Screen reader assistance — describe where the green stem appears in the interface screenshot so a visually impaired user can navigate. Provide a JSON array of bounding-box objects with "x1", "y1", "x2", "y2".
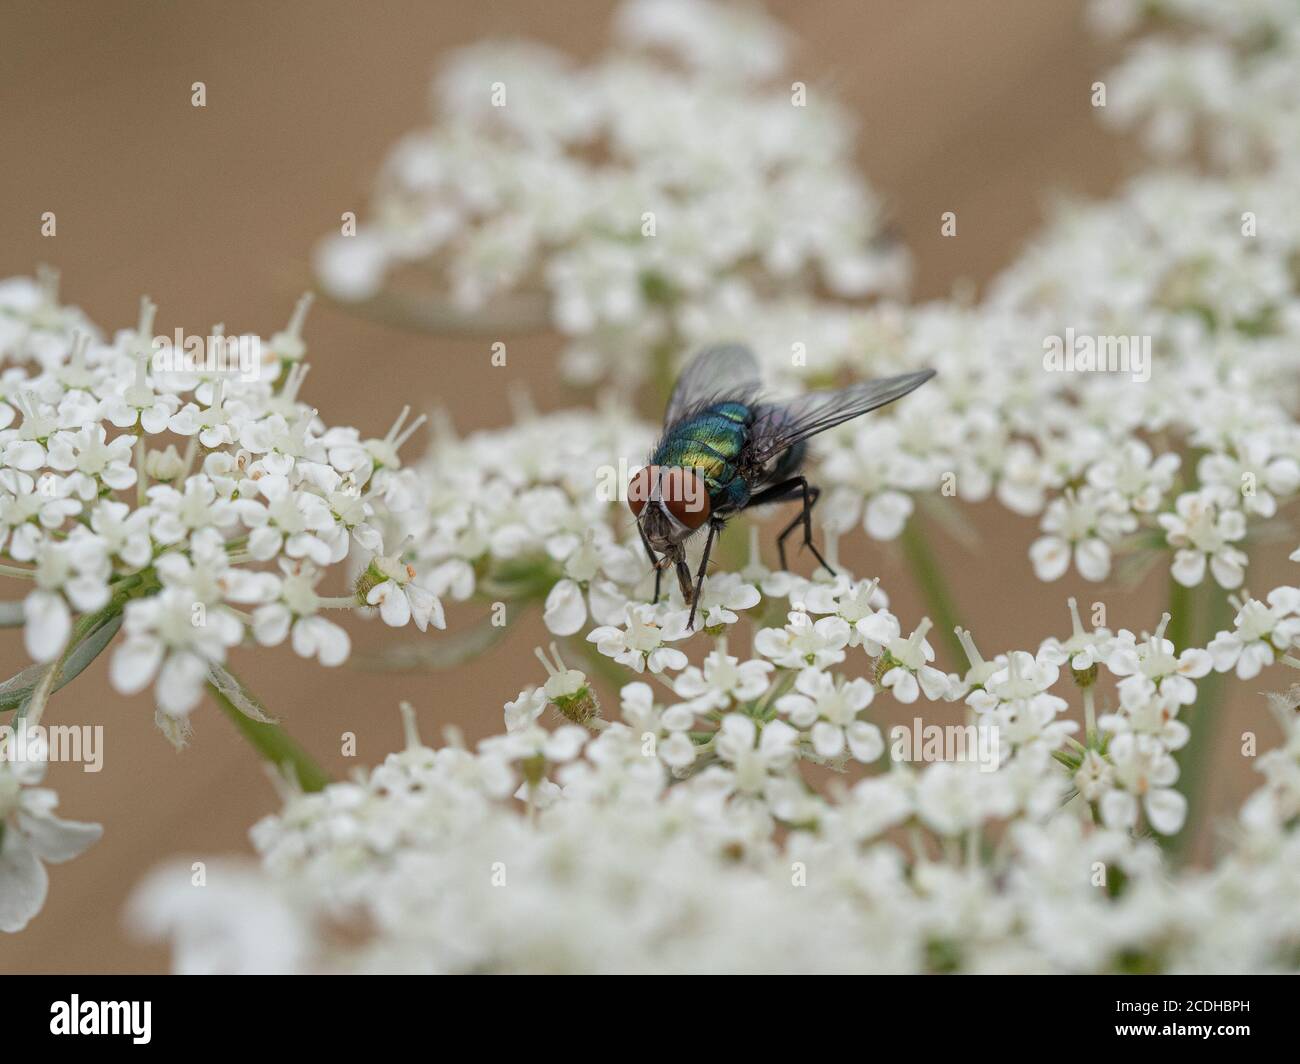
[
  {"x1": 898, "y1": 517, "x2": 965, "y2": 667},
  {"x1": 1162, "y1": 576, "x2": 1233, "y2": 864},
  {"x1": 1082, "y1": 687, "x2": 1098, "y2": 748},
  {"x1": 206, "y1": 680, "x2": 331, "y2": 793},
  {"x1": 1164, "y1": 577, "x2": 1193, "y2": 654}
]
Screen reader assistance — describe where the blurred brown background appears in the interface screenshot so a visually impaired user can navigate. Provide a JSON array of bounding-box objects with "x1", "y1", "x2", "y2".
[{"x1": 1, "y1": 0, "x2": 1286, "y2": 973}]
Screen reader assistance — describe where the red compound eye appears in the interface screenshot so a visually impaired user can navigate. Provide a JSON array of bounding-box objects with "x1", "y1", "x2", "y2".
[
  {"x1": 628, "y1": 466, "x2": 711, "y2": 529},
  {"x1": 627, "y1": 465, "x2": 659, "y2": 516},
  {"x1": 660, "y1": 467, "x2": 711, "y2": 530}
]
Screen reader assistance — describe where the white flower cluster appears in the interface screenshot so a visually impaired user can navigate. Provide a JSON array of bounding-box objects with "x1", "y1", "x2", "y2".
[
  {"x1": 388, "y1": 402, "x2": 654, "y2": 639},
  {"x1": 804, "y1": 165, "x2": 1300, "y2": 584},
  {"x1": 13, "y1": 0, "x2": 1300, "y2": 972},
  {"x1": 0, "y1": 273, "x2": 443, "y2": 733},
  {"x1": 130, "y1": 580, "x2": 1300, "y2": 972},
  {"x1": 389, "y1": 284, "x2": 1297, "y2": 660},
  {"x1": 327, "y1": 0, "x2": 1300, "y2": 601},
  {"x1": 1090, "y1": 0, "x2": 1300, "y2": 169},
  {"x1": 313, "y1": 0, "x2": 907, "y2": 389}
]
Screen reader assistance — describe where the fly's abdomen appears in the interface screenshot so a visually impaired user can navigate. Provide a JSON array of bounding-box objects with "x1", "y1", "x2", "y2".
[{"x1": 652, "y1": 401, "x2": 751, "y2": 502}]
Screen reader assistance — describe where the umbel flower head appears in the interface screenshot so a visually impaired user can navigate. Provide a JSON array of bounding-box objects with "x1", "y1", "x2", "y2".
[
  {"x1": 0, "y1": 272, "x2": 444, "y2": 732},
  {"x1": 9, "y1": 0, "x2": 1300, "y2": 975},
  {"x1": 129, "y1": 615, "x2": 1300, "y2": 973},
  {"x1": 313, "y1": 0, "x2": 908, "y2": 390}
]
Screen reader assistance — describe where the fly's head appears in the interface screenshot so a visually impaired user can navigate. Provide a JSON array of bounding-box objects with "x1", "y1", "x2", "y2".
[{"x1": 628, "y1": 464, "x2": 711, "y2": 556}]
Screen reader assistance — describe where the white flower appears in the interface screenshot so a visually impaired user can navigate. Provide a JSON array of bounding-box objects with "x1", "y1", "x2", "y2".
[
  {"x1": 618, "y1": 682, "x2": 696, "y2": 769},
  {"x1": 0, "y1": 280, "x2": 431, "y2": 736},
  {"x1": 684, "y1": 571, "x2": 759, "y2": 628},
  {"x1": 711, "y1": 714, "x2": 800, "y2": 795},
  {"x1": 950, "y1": 624, "x2": 1003, "y2": 694},
  {"x1": 1098, "y1": 733, "x2": 1186, "y2": 836},
  {"x1": 312, "y1": 0, "x2": 906, "y2": 389},
  {"x1": 1106, "y1": 614, "x2": 1212, "y2": 706},
  {"x1": 235, "y1": 474, "x2": 339, "y2": 566},
  {"x1": 504, "y1": 686, "x2": 547, "y2": 733},
  {"x1": 147, "y1": 476, "x2": 238, "y2": 546},
  {"x1": 45, "y1": 424, "x2": 136, "y2": 500},
  {"x1": 1158, "y1": 489, "x2": 1248, "y2": 589},
  {"x1": 1207, "y1": 588, "x2": 1300, "y2": 679},
  {"x1": 753, "y1": 611, "x2": 850, "y2": 669},
  {"x1": 913, "y1": 762, "x2": 1015, "y2": 836},
  {"x1": 1198, "y1": 435, "x2": 1300, "y2": 519},
  {"x1": 879, "y1": 617, "x2": 951, "y2": 703},
  {"x1": 672, "y1": 642, "x2": 773, "y2": 712},
  {"x1": 1086, "y1": 439, "x2": 1179, "y2": 514},
  {"x1": 587, "y1": 603, "x2": 688, "y2": 674},
  {"x1": 251, "y1": 562, "x2": 350, "y2": 667},
  {"x1": 966, "y1": 650, "x2": 1062, "y2": 714},
  {"x1": 0, "y1": 754, "x2": 102, "y2": 933},
  {"x1": 990, "y1": 696, "x2": 1077, "y2": 754},
  {"x1": 820, "y1": 423, "x2": 921, "y2": 542},
  {"x1": 1037, "y1": 597, "x2": 1115, "y2": 672},
  {"x1": 480, "y1": 721, "x2": 589, "y2": 807},
  {"x1": 831, "y1": 577, "x2": 899, "y2": 654},
  {"x1": 363, "y1": 545, "x2": 446, "y2": 631},
  {"x1": 110, "y1": 588, "x2": 245, "y2": 716},
  {"x1": 22, "y1": 535, "x2": 111, "y2": 662},
  {"x1": 543, "y1": 578, "x2": 588, "y2": 636},
  {"x1": 1029, "y1": 487, "x2": 1133, "y2": 583},
  {"x1": 775, "y1": 668, "x2": 881, "y2": 762},
  {"x1": 1099, "y1": 687, "x2": 1189, "y2": 751}
]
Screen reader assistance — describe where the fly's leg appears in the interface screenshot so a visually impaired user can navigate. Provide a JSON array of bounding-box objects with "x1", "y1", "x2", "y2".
[
  {"x1": 637, "y1": 523, "x2": 663, "y2": 603},
  {"x1": 686, "y1": 519, "x2": 723, "y2": 631},
  {"x1": 675, "y1": 556, "x2": 693, "y2": 605},
  {"x1": 777, "y1": 481, "x2": 831, "y2": 575},
  {"x1": 742, "y1": 476, "x2": 833, "y2": 576}
]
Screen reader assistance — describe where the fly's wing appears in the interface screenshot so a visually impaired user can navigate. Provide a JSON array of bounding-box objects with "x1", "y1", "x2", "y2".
[
  {"x1": 746, "y1": 369, "x2": 935, "y2": 466},
  {"x1": 664, "y1": 344, "x2": 762, "y2": 427}
]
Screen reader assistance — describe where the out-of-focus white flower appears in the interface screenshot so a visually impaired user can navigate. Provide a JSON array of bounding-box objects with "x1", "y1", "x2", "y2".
[
  {"x1": 314, "y1": 0, "x2": 908, "y2": 390},
  {"x1": 1099, "y1": 733, "x2": 1187, "y2": 836},
  {"x1": 1030, "y1": 487, "x2": 1134, "y2": 583},
  {"x1": 0, "y1": 753, "x2": 101, "y2": 933},
  {"x1": 1159, "y1": 489, "x2": 1249, "y2": 589},
  {"x1": 709, "y1": 713, "x2": 800, "y2": 796}
]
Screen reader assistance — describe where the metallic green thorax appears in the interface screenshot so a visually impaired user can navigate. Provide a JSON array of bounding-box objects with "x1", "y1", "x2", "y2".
[{"x1": 651, "y1": 401, "x2": 753, "y2": 512}]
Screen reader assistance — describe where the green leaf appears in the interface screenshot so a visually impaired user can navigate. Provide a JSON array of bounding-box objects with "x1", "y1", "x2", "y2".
[
  {"x1": 207, "y1": 661, "x2": 278, "y2": 723},
  {"x1": 0, "y1": 612, "x2": 124, "y2": 713},
  {"x1": 0, "y1": 601, "x2": 24, "y2": 627}
]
